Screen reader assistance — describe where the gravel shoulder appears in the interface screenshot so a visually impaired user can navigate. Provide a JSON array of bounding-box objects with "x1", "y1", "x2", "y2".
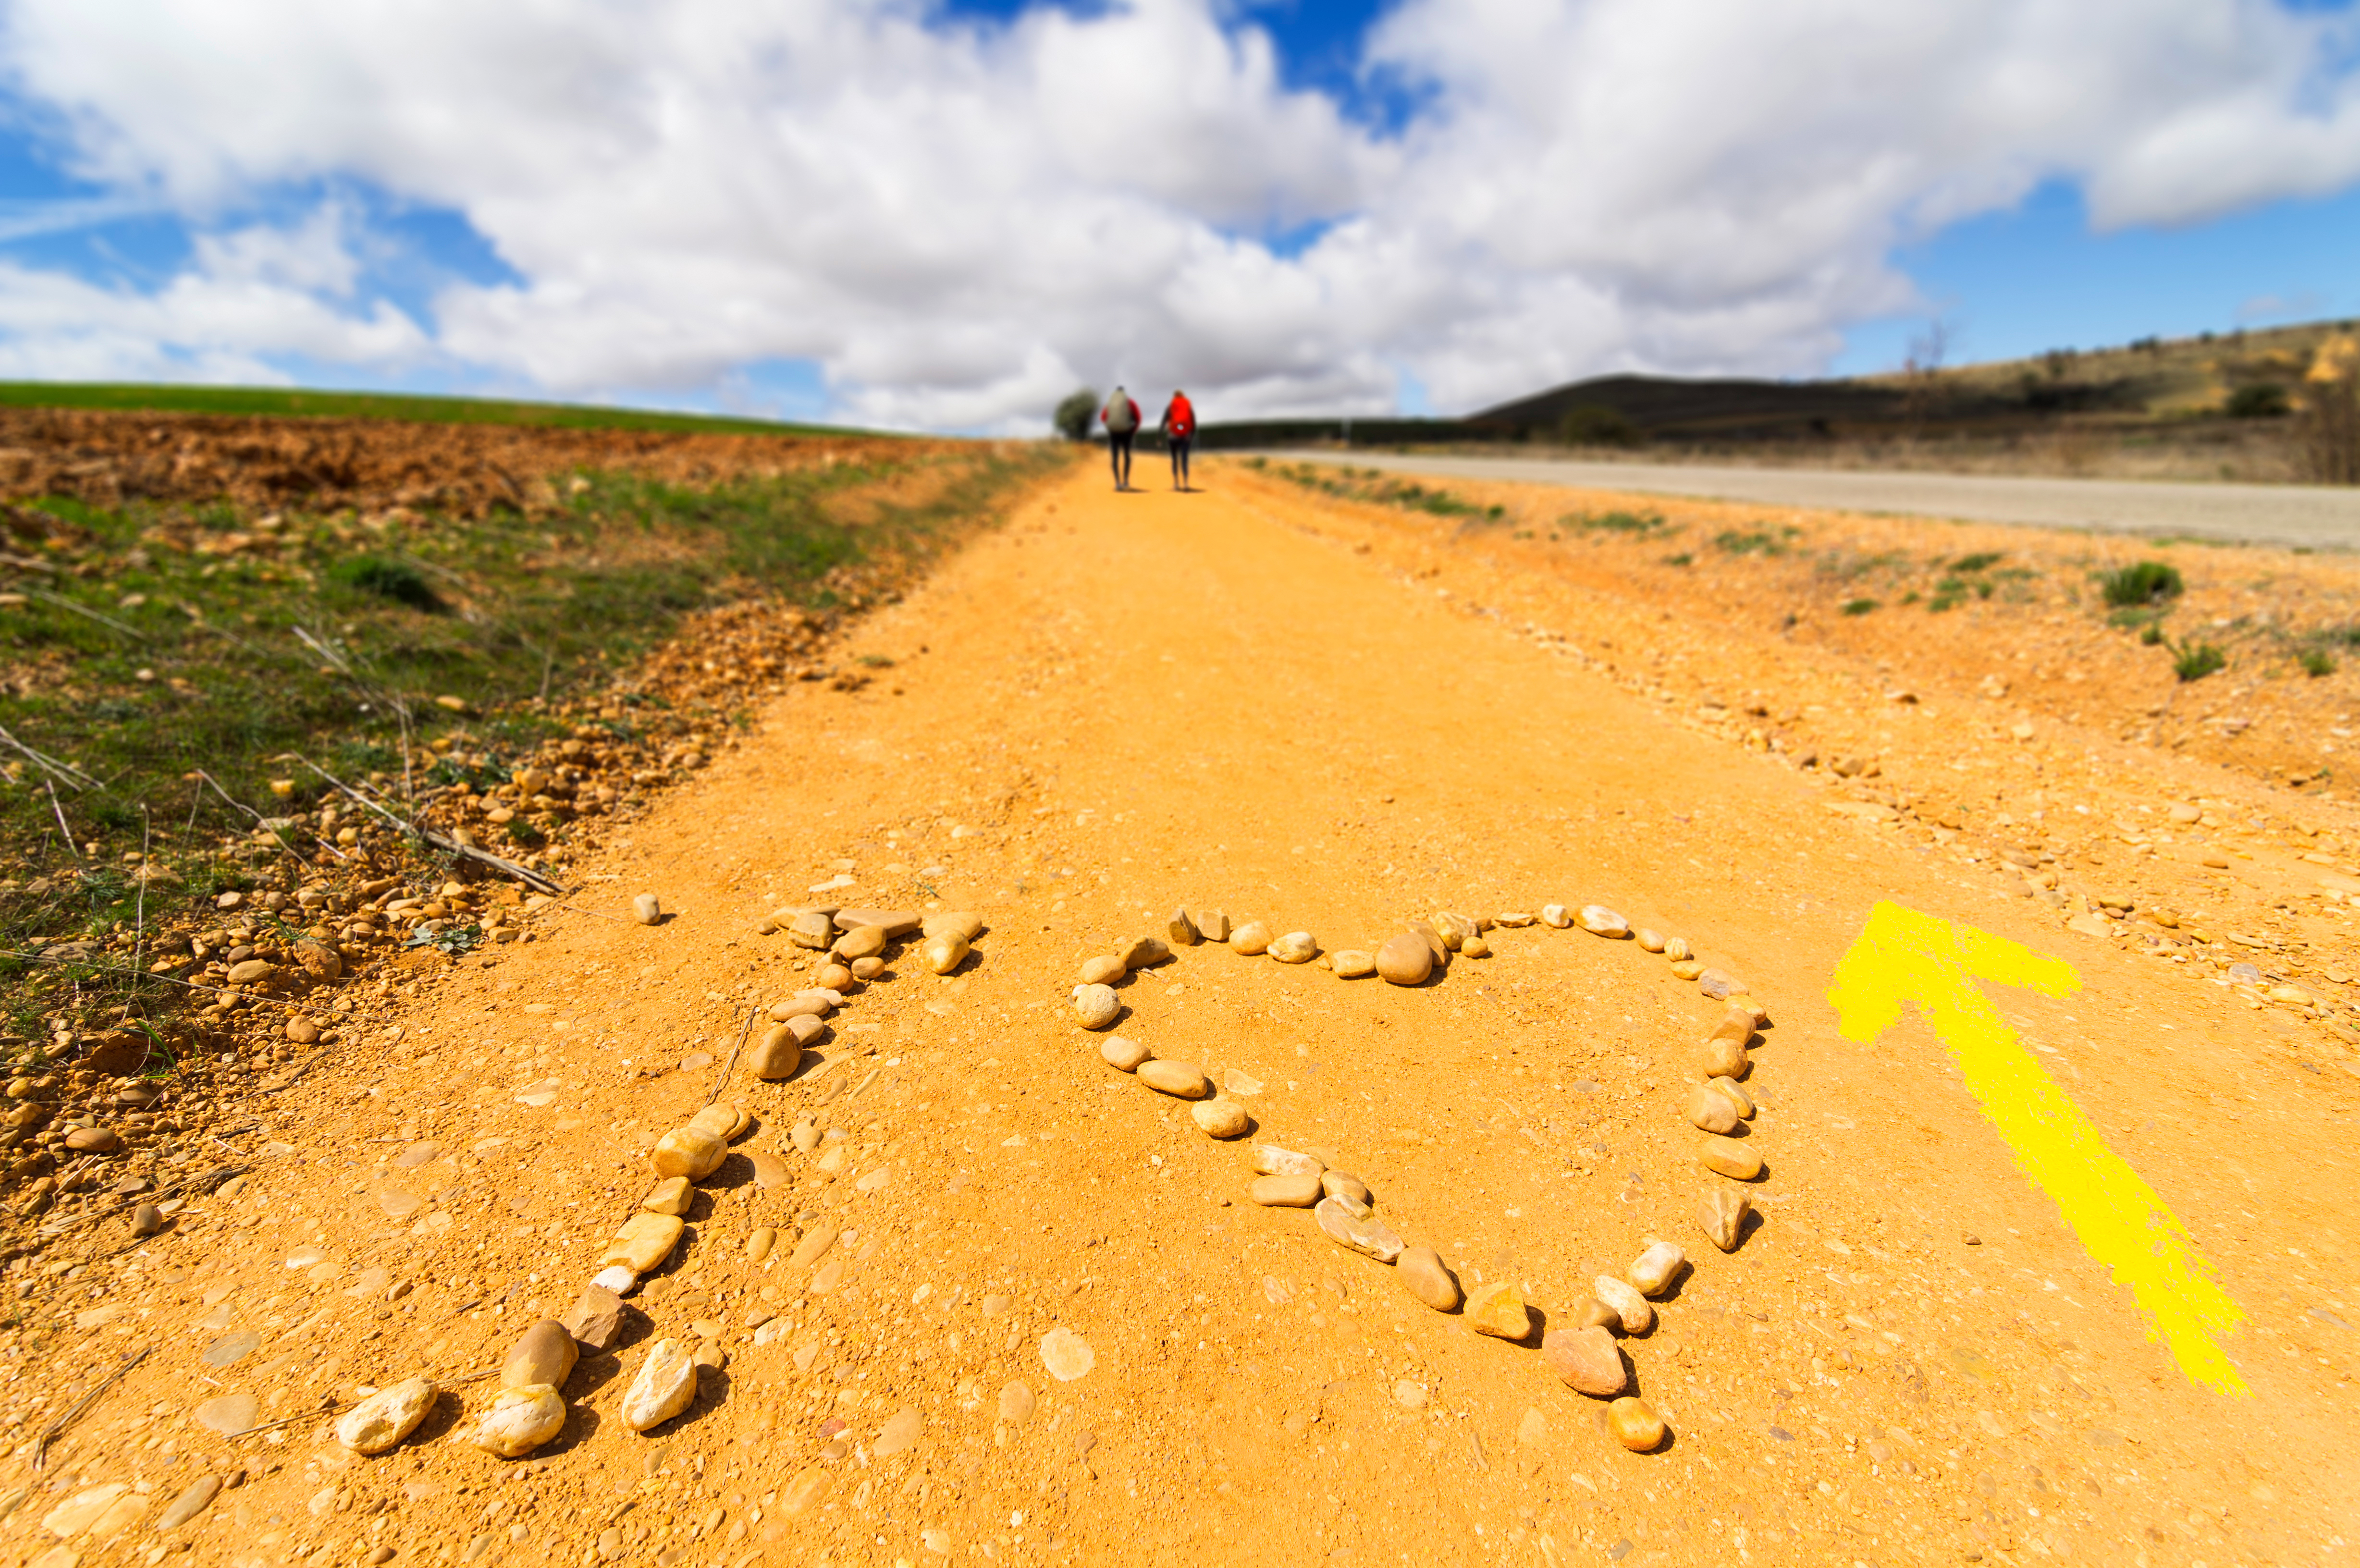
[
  {"x1": 1271, "y1": 449, "x2": 2360, "y2": 550},
  {"x1": 7, "y1": 458, "x2": 2356, "y2": 1568}
]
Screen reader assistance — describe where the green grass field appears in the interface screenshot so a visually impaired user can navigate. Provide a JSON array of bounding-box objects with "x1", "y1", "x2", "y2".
[
  {"x1": 0, "y1": 381, "x2": 860, "y2": 437},
  {"x1": 0, "y1": 442, "x2": 1066, "y2": 1030}
]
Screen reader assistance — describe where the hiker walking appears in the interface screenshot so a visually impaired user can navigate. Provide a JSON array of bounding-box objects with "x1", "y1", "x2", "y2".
[
  {"x1": 1101, "y1": 386, "x2": 1140, "y2": 490},
  {"x1": 1160, "y1": 389, "x2": 1196, "y2": 490}
]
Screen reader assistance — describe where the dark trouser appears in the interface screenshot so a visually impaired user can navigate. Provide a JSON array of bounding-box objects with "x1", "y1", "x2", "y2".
[
  {"x1": 1168, "y1": 434, "x2": 1192, "y2": 488},
  {"x1": 1108, "y1": 430, "x2": 1133, "y2": 487}
]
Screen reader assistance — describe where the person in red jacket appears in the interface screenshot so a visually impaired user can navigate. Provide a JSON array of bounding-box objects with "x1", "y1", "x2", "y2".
[
  {"x1": 1160, "y1": 389, "x2": 1196, "y2": 491},
  {"x1": 1101, "y1": 387, "x2": 1140, "y2": 490}
]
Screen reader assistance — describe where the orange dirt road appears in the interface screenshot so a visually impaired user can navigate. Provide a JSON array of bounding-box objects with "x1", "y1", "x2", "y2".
[{"x1": 16, "y1": 457, "x2": 2360, "y2": 1568}]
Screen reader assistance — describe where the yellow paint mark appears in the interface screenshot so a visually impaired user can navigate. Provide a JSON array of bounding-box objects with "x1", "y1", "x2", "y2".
[{"x1": 1828, "y1": 900, "x2": 2246, "y2": 1395}]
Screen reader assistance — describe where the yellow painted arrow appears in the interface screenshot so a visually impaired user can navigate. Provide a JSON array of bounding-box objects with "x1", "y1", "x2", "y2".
[{"x1": 1828, "y1": 901, "x2": 2246, "y2": 1395}]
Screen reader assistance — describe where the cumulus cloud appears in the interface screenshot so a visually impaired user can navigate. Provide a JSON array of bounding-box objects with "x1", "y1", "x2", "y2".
[
  {"x1": 2, "y1": 0, "x2": 2360, "y2": 426},
  {"x1": 0, "y1": 201, "x2": 428, "y2": 382}
]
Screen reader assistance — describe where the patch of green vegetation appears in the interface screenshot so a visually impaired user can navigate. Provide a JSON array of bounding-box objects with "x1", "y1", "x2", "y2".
[
  {"x1": 1663, "y1": 553, "x2": 1694, "y2": 567},
  {"x1": 1557, "y1": 404, "x2": 1645, "y2": 448},
  {"x1": 1817, "y1": 549, "x2": 1907, "y2": 582},
  {"x1": 1840, "y1": 598, "x2": 1878, "y2": 616},
  {"x1": 2301, "y1": 649, "x2": 2338, "y2": 677},
  {"x1": 327, "y1": 555, "x2": 443, "y2": 612},
  {"x1": 2100, "y1": 560, "x2": 2184, "y2": 608},
  {"x1": 405, "y1": 921, "x2": 481, "y2": 958},
  {"x1": 2170, "y1": 640, "x2": 2227, "y2": 682},
  {"x1": 2141, "y1": 622, "x2": 2166, "y2": 647},
  {"x1": 0, "y1": 381, "x2": 856, "y2": 437},
  {"x1": 0, "y1": 445, "x2": 1061, "y2": 957},
  {"x1": 1950, "y1": 551, "x2": 2004, "y2": 573},
  {"x1": 1267, "y1": 464, "x2": 1498, "y2": 521},
  {"x1": 1565, "y1": 509, "x2": 1668, "y2": 535},
  {"x1": 2225, "y1": 384, "x2": 2290, "y2": 419},
  {"x1": 1713, "y1": 526, "x2": 1800, "y2": 556}
]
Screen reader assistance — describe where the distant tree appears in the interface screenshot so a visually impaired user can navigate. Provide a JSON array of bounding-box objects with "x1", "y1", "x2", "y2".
[
  {"x1": 1557, "y1": 404, "x2": 1643, "y2": 448},
  {"x1": 2225, "y1": 384, "x2": 2290, "y2": 418},
  {"x1": 1053, "y1": 388, "x2": 1099, "y2": 442},
  {"x1": 1904, "y1": 318, "x2": 1949, "y2": 376}
]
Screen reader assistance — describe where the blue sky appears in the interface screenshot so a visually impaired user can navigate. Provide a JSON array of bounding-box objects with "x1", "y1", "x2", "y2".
[
  {"x1": 2, "y1": 0, "x2": 2359, "y2": 427},
  {"x1": 941, "y1": 0, "x2": 1408, "y2": 124},
  {"x1": 1832, "y1": 179, "x2": 2360, "y2": 376}
]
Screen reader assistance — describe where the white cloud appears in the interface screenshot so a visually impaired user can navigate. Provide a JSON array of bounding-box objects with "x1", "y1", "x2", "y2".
[
  {"x1": 2, "y1": 0, "x2": 2360, "y2": 427},
  {"x1": 0, "y1": 203, "x2": 429, "y2": 382}
]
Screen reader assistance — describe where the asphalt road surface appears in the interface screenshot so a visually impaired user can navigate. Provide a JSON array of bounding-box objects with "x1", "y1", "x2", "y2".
[{"x1": 1271, "y1": 450, "x2": 2360, "y2": 550}]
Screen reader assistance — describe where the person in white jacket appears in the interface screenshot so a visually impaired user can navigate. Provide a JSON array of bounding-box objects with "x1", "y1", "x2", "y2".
[{"x1": 1101, "y1": 387, "x2": 1140, "y2": 490}]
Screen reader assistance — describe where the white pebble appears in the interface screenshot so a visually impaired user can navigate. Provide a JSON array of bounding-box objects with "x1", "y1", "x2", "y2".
[
  {"x1": 1253, "y1": 1145, "x2": 1323, "y2": 1177},
  {"x1": 1592, "y1": 1276, "x2": 1654, "y2": 1334},
  {"x1": 1628, "y1": 1241, "x2": 1686, "y2": 1298},
  {"x1": 469, "y1": 1385, "x2": 565, "y2": 1458},
  {"x1": 622, "y1": 1340, "x2": 700, "y2": 1433},
  {"x1": 1578, "y1": 905, "x2": 1631, "y2": 938},
  {"x1": 1267, "y1": 931, "x2": 1319, "y2": 964},
  {"x1": 335, "y1": 1377, "x2": 434, "y2": 1455},
  {"x1": 1040, "y1": 1327, "x2": 1096, "y2": 1382}
]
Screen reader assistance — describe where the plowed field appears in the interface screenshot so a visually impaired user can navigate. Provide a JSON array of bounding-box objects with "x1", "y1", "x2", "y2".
[{"x1": 0, "y1": 407, "x2": 927, "y2": 520}]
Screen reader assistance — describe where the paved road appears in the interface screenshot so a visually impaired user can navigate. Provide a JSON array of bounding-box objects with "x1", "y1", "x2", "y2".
[{"x1": 1263, "y1": 450, "x2": 2360, "y2": 550}]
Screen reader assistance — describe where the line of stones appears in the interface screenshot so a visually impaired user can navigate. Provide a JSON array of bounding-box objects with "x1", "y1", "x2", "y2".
[
  {"x1": 318, "y1": 905, "x2": 987, "y2": 1462},
  {"x1": 1072, "y1": 900, "x2": 1773, "y2": 1455}
]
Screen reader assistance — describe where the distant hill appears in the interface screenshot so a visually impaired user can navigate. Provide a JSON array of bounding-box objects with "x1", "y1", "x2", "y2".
[
  {"x1": 1467, "y1": 372, "x2": 1907, "y2": 441},
  {"x1": 1199, "y1": 317, "x2": 2358, "y2": 452}
]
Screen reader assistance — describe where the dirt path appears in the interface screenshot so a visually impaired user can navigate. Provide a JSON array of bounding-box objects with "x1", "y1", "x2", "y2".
[
  {"x1": 1277, "y1": 449, "x2": 2360, "y2": 551},
  {"x1": 11, "y1": 458, "x2": 2359, "y2": 1568}
]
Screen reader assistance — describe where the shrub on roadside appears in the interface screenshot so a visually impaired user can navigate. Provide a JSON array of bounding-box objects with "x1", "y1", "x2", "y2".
[
  {"x1": 1715, "y1": 527, "x2": 1798, "y2": 556},
  {"x1": 2100, "y1": 561, "x2": 2184, "y2": 607},
  {"x1": 1568, "y1": 509, "x2": 1667, "y2": 534},
  {"x1": 2171, "y1": 640, "x2": 2226, "y2": 682},
  {"x1": 1558, "y1": 405, "x2": 1644, "y2": 447},
  {"x1": 328, "y1": 555, "x2": 442, "y2": 612}
]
